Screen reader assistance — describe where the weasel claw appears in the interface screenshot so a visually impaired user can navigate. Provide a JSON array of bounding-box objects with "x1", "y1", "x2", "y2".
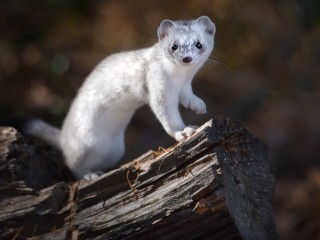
[{"x1": 174, "y1": 126, "x2": 197, "y2": 142}]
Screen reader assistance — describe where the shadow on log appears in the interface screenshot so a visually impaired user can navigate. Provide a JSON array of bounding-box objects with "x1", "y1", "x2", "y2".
[{"x1": 0, "y1": 118, "x2": 277, "y2": 240}]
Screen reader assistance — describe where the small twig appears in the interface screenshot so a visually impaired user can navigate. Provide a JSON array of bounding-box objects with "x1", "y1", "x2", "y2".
[
  {"x1": 126, "y1": 168, "x2": 138, "y2": 198},
  {"x1": 11, "y1": 226, "x2": 23, "y2": 240},
  {"x1": 32, "y1": 223, "x2": 39, "y2": 237},
  {"x1": 153, "y1": 146, "x2": 169, "y2": 158}
]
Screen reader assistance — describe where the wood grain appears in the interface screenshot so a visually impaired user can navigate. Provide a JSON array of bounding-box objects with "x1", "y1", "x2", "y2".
[{"x1": 0, "y1": 118, "x2": 277, "y2": 239}]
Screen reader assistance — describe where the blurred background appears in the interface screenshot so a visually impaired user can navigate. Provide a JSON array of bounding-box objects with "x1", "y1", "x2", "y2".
[{"x1": 0, "y1": 0, "x2": 319, "y2": 239}]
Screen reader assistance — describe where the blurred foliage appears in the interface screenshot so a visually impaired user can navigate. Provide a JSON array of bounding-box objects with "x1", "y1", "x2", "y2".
[{"x1": 1, "y1": 0, "x2": 320, "y2": 239}]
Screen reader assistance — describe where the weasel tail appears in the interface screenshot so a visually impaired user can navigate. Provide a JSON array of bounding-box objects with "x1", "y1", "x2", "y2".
[{"x1": 23, "y1": 119, "x2": 61, "y2": 148}]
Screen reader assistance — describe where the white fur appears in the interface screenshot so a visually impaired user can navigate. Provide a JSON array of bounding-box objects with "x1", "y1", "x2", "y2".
[{"x1": 27, "y1": 16, "x2": 216, "y2": 179}]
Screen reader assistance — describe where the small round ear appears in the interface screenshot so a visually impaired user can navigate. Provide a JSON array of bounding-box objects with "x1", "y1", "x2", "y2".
[
  {"x1": 197, "y1": 16, "x2": 216, "y2": 35},
  {"x1": 157, "y1": 19, "x2": 175, "y2": 40}
]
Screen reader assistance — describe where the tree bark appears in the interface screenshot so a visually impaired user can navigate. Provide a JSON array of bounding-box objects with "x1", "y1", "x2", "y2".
[{"x1": 0, "y1": 118, "x2": 277, "y2": 240}]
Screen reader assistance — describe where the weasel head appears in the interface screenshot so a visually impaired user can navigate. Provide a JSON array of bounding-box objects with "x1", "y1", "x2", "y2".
[{"x1": 157, "y1": 16, "x2": 216, "y2": 67}]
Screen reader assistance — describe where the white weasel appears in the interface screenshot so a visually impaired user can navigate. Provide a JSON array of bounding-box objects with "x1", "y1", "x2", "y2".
[{"x1": 26, "y1": 16, "x2": 216, "y2": 180}]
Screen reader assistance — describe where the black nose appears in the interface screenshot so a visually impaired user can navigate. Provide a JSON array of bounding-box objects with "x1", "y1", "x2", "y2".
[{"x1": 182, "y1": 57, "x2": 192, "y2": 63}]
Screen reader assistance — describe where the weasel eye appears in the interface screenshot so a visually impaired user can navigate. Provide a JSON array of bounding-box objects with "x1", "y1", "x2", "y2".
[
  {"x1": 171, "y1": 44, "x2": 178, "y2": 51},
  {"x1": 196, "y1": 42, "x2": 202, "y2": 49}
]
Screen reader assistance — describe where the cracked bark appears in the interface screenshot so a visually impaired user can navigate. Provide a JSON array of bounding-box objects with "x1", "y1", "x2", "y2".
[{"x1": 0, "y1": 118, "x2": 277, "y2": 240}]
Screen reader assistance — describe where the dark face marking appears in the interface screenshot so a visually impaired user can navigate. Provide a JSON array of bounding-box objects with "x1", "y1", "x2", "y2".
[
  {"x1": 142, "y1": 79, "x2": 148, "y2": 96},
  {"x1": 123, "y1": 85, "x2": 130, "y2": 94},
  {"x1": 181, "y1": 20, "x2": 191, "y2": 26},
  {"x1": 141, "y1": 60, "x2": 149, "y2": 96}
]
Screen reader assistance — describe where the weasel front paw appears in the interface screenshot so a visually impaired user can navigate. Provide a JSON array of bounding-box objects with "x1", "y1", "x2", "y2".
[
  {"x1": 187, "y1": 96, "x2": 207, "y2": 115},
  {"x1": 174, "y1": 126, "x2": 197, "y2": 142}
]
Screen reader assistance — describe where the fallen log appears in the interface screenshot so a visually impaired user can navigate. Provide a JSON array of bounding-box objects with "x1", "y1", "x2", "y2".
[{"x1": 0, "y1": 118, "x2": 277, "y2": 239}]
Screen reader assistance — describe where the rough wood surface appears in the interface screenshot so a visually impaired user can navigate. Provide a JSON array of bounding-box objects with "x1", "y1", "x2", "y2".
[{"x1": 0, "y1": 118, "x2": 277, "y2": 240}]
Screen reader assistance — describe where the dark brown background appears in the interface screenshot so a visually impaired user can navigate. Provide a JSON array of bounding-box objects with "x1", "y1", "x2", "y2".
[{"x1": 1, "y1": 1, "x2": 319, "y2": 239}]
